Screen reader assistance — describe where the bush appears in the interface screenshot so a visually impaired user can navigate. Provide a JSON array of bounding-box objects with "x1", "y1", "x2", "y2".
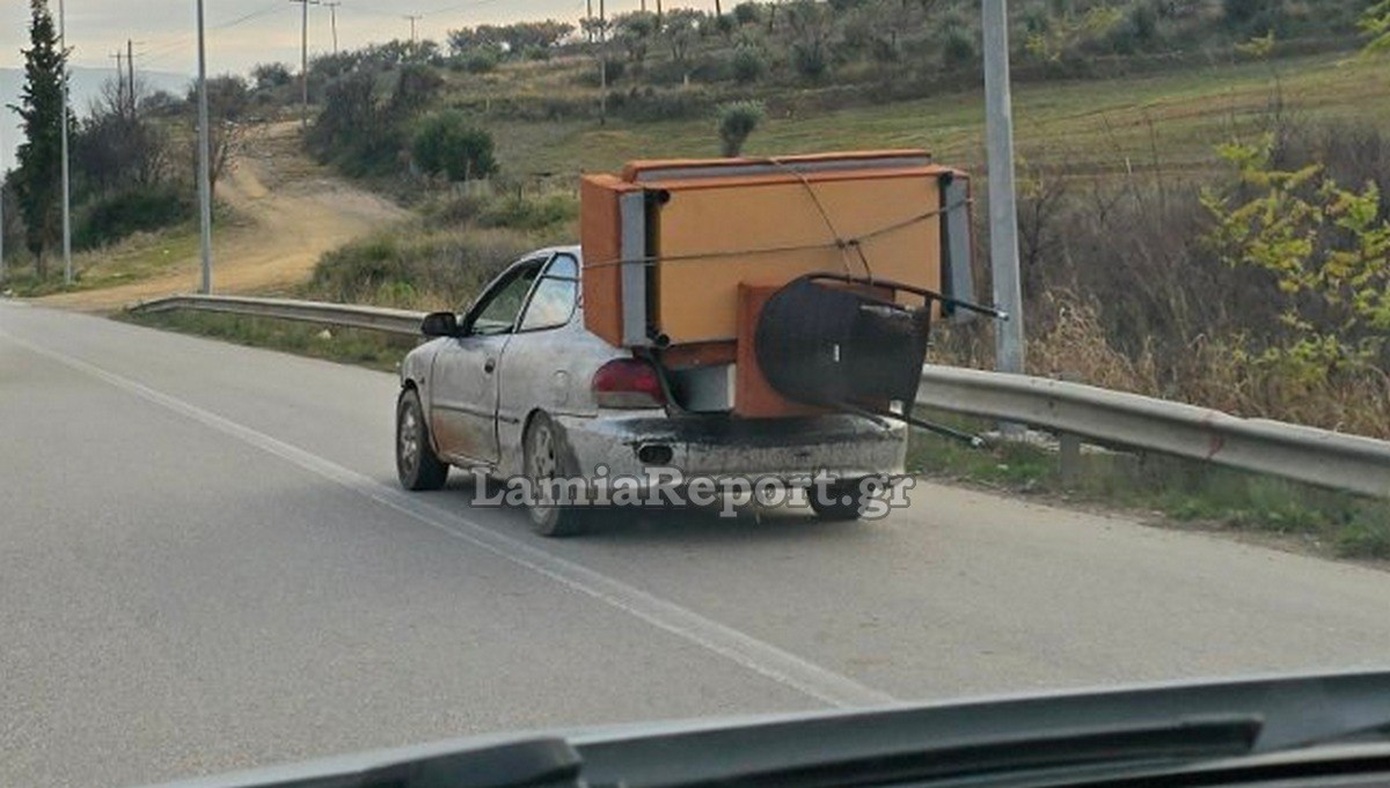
[
  {"x1": 716, "y1": 100, "x2": 766, "y2": 157},
  {"x1": 74, "y1": 186, "x2": 193, "y2": 249},
  {"x1": 733, "y1": 2, "x2": 761, "y2": 26},
  {"x1": 412, "y1": 112, "x2": 498, "y2": 181},
  {"x1": 307, "y1": 225, "x2": 536, "y2": 310},
  {"x1": 732, "y1": 46, "x2": 768, "y2": 83},
  {"x1": 791, "y1": 41, "x2": 830, "y2": 80},
  {"x1": 941, "y1": 27, "x2": 977, "y2": 68},
  {"x1": 462, "y1": 49, "x2": 501, "y2": 73},
  {"x1": 477, "y1": 193, "x2": 578, "y2": 233},
  {"x1": 1223, "y1": 0, "x2": 1270, "y2": 27}
]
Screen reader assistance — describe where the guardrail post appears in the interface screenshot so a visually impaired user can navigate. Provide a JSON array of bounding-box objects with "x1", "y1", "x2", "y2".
[{"x1": 1058, "y1": 371, "x2": 1081, "y2": 487}]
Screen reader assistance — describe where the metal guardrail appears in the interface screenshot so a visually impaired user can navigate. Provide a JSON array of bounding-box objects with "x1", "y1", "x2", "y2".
[
  {"x1": 132, "y1": 294, "x2": 424, "y2": 336},
  {"x1": 131, "y1": 294, "x2": 1390, "y2": 498},
  {"x1": 917, "y1": 365, "x2": 1390, "y2": 498}
]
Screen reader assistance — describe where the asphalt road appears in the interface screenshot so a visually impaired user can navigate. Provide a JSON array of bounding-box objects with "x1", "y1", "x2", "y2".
[{"x1": 4, "y1": 301, "x2": 1390, "y2": 787}]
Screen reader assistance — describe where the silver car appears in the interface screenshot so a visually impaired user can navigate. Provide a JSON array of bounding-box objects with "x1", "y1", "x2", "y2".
[{"x1": 395, "y1": 246, "x2": 908, "y2": 536}]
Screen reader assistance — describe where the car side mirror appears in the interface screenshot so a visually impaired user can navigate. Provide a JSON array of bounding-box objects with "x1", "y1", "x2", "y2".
[{"x1": 421, "y1": 312, "x2": 460, "y2": 337}]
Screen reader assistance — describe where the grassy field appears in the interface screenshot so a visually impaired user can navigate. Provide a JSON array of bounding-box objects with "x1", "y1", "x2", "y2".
[
  {"x1": 5, "y1": 226, "x2": 201, "y2": 298},
  {"x1": 487, "y1": 51, "x2": 1388, "y2": 180}
]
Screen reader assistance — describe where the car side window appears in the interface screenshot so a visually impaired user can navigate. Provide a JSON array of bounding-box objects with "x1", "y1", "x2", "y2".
[
  {"x1": 470, "y1": 260, "x2": 545, "y2": 336},
  {"x1": 518, "y1": 254, "x2": 579, "y2": 333}
]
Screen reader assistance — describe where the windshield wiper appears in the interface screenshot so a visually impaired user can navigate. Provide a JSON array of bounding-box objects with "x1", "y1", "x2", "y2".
[{"x1": 689, "y1": 715, "x2": 1262, "y2": 788}]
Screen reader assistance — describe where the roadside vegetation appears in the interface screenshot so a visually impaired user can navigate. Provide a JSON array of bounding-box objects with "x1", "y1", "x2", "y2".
[{"x1": 906, "y1": 417, "x2": 1390, "y2": 561}]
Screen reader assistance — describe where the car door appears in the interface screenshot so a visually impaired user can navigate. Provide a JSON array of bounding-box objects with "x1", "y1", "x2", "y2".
[
  {"x1": 429, "y1": 257, "x2": 547, "y2": 466},
  {"x1": 494, "y1": 254, "x2": 582, "y2": 463}
]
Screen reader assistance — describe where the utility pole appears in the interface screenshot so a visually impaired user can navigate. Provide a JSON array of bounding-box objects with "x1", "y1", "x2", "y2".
[
  {"x1": 982, "y1": 0, "x2": 1025, "y2": 379},
  {"x1": 127, "y1": 38, "x2": 136, "y2": 114},
  {"x1": 196, "y1": 0, "x2": 213, "y2": 293},
  {"x1": 58, "y1": 0, "x2": 72, "y2": 286},
  {"x1": 404, "y1": 14, "x2": 422, "y2": 44},
  {"x1": 111, "y1": 49, "x2": 126, "y2": 112},
  {"x1": 290, "y1": 0, "x2": 320, "y2": 131},
  {"x1": 586, "y1": 0, "x2": 593, "y2": 41},
  {"x1": 323, "y1": 1, "x2": 341, "y2": 55}
]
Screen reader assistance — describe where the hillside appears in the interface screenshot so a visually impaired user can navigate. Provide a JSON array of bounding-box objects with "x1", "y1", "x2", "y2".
[{"x1": 36, "y1": 122, "x2": 406, "y2": 312}]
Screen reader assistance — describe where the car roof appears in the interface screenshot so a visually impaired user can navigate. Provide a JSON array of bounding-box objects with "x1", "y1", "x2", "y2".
[{"x1": 530, "y1": 245, "x2": 582, "y2": 261}]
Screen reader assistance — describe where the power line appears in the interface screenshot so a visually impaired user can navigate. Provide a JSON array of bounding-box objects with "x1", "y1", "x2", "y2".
[{"x1": 139, "y1": 1, "x2": 288, "y2": 68}]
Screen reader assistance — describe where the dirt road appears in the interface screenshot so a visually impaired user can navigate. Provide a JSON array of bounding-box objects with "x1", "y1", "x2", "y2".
[{"x1": 39, "y1": 123, "x2": 407, "y2": 312}]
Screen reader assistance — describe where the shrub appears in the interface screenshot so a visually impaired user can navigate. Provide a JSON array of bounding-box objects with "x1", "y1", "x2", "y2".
[
  {"x1": 733, "y1": 2, "x2": 761, "y2": 26},
  {"x1": 74, "y1": 186, "x2": 193, "y2": 249},
  {"x1": 732, "y1": 46, "x2": 768, "y2": 83},
  {"x1": 716, "y1": 100, "x2": 766, "y2": 157},
  {"x1": 477, "y1": 193, "x2": 578, "y2": 233},
  {"x1": 791, "y1": 41, "x2": 829, "y2": 80},
  {"x1": 308, "y1": 226, "x2": 532, "y2": 310},
  {"x1": 941, "y1": 26, "x2": 977, "y2": 68},
  {"x1": 463, "y1": 49, "x2": 501, "y2": 73},
  {"x1": 412, "y1": 112, "x2": 498, "y2": 181}
]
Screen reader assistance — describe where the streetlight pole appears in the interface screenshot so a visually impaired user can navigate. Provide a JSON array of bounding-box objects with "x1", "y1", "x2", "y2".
[
  {"x1": 982, "y1": 0, "x2": 1025, "y2": 378},
  {"x1": 58, "y1": 0, "x2": 73, "y2": 286},
  {"x1": 196, "y1": 0, "x2": 213, "y2": 293}
]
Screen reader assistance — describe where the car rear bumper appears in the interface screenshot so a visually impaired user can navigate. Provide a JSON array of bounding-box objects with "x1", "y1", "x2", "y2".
[{"x1": 554, "y1": 412, "x2": 907, "y2": 483}]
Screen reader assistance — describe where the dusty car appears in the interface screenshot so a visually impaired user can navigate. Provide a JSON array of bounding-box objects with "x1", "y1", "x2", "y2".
[{"x1": 395, "y1": 245, "x2": 908, "y2": 536}]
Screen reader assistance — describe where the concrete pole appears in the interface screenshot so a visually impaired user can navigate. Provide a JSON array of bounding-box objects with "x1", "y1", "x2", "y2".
[
  {"x1": 59, "y1": 0, "x2": 73, "y2": 286},
  {"x1": 196, "y1": 0, "x2": 213, "y2": 294},
  {"x1": 982, "y1": 0, "x2": 1025, "y2": 377}
]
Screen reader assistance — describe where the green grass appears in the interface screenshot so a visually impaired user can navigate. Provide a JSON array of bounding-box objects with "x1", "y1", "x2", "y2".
[
  {"x1": 488, "y1": 52, "x2": 1388, "y2": 179},
  {"x1": 907, "y1": 411, "x2": 1390, "y2": 561},
  {"x1": 5, "y1": 227, "x2": 198, "y2": 297},
  {"x1": 3, "y1": 202, "x2": 251, "y2": 297}
]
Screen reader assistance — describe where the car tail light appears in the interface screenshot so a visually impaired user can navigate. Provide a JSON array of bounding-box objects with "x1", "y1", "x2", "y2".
[{"x1": 592, "y1": 358, "x2": 666, "y2": 409}]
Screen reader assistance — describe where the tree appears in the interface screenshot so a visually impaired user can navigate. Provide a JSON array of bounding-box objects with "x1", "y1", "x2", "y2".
[
  {"x1": 1361, "y1": 0, "x2": 1390, "y2": 54},
  {"x1": 75, "y1": 78, "x2": 169, "y2": 193},
  {"x1": 613, "y1": 12, "x2": 658, "y2": 64},
  {"x1": 716, "y1": 100, "x2": 764, "y2": 157},
  {"x1": 1202, "y1": 135, "x2": 1390, "y2": 380},
  {"x1": 252, "y1": 62, "x2": 294, "y2": 92},
  {"x1": 186, "y1": 75, "x2": 250, "y2": 199},
  {"x1": 662, "y1": 9, "x2": 705, "y2": 73},
  {"x1": 412, "y1": 111, "x2": 497, "y2": 181},
  {"x1": 9, "y1": 0, "x2": 68, "y2": 277}
]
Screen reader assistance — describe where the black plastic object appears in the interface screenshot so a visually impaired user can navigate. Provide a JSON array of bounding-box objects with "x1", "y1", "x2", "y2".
[{"x1": 755, "y1": 275, "x2": 933, "y2": 409}]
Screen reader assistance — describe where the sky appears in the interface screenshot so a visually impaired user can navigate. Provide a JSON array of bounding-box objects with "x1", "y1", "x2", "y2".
[{"x1": 2, "y1": 0, "x2": 615, "y2": 77}]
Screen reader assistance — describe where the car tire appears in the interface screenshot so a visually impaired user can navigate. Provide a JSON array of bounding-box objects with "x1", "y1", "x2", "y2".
[
  {"x1": 523, "y1": 412, "x2": 587, "y2": 538},
  {"x1": 397, "y1": 388, "x2": 449, "y2": 491},
  {"x1": 809, "y1": 479, "x2": 872, "y2": 521}
]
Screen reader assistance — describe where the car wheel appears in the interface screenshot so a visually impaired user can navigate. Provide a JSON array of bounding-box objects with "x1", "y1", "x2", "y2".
[
  {"x1": 809, "y1": 479, "x2": 872, "y2": 521},
  {"x1": 523, "y1": 412, "x2": 586, "y2": 538},
  {"x1": 397, "y1": 388, "x2": 449, "y2": 491}
]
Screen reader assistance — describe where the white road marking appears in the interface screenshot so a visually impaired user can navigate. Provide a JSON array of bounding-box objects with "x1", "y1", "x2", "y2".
[{"x1": 1, "y1": 328, "x2": 897, "y2": 709}]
